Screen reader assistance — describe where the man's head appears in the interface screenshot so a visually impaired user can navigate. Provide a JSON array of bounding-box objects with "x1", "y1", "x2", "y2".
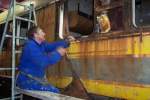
[{"x1": 28, "y1": 26, "x2": 45, "y2": 43}]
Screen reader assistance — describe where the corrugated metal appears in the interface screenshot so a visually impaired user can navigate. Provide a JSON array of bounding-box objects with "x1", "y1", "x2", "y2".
[{"x1": 36, "y1": 4, "x2": 56, "y2": 42}]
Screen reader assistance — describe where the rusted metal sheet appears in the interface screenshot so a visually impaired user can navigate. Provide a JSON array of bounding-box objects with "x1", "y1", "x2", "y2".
[
  {"x1": 46, "y1": 33, "x2": 150, "y2": 99},
  {"x1": 0, "y1": 51, "x2": 11, "y2": 76},
  {"x1": 68, "y1": 11, "x2": 93, "y2": 35},
  {"x1": 48, "y1": 56, "x2": 148, "y2": 84},
  {"x1": 36, "y1": 4, "x2": 56, "y2": 42}
]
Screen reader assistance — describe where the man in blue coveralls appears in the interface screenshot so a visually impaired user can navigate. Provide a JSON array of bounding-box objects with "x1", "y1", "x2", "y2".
[{"x1": 16, "y1": 26, "x2": 72, "y2": 93}]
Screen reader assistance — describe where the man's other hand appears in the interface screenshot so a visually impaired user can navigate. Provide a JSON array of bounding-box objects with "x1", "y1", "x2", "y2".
[
  {"x1": 65, "y1": 35, "x2": 76, "y2": 42},
  {"x1": 57, "y1": 47, "x2": 67, "y2": 56}
]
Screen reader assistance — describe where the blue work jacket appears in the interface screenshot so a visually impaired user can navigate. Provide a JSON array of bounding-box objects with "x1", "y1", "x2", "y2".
[{"x1": 16, "y1": 39, "x2": 69, "y2": 90}]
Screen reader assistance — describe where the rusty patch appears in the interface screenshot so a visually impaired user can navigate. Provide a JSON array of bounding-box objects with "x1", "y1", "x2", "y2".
[
  {"x1": 61, "y1": 77, "x2": 92, "y2": 100},
  {"x1": 61, "y1": 56, "x2": 92, "y2": 100}
]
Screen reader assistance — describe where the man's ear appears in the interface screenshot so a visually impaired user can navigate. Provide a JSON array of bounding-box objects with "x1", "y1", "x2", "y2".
[{"x1": 34, "y1": 33, "x2": 38, "y2": 38}]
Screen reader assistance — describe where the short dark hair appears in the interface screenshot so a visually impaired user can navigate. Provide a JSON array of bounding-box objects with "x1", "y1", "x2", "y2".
[{"x1": 27, "y1": 26, "x2": 39, "y2": 39}]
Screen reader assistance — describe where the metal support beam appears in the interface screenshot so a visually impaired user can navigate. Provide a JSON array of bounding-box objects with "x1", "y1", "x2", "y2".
[
  {"x1": 11, "y1": 0, "x2": 16, "y2": 99},
  {"x1": 59, "y1": 4, "x2": 64, "y2": 39}
]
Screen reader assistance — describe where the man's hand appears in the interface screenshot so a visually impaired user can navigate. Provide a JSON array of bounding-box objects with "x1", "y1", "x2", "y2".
[
  {"x1": 57, "y1": 47, "x2": 67, "y2": 56},
  {"x1": 65, "y1": 35, "x2": 76, "y2": 42}
]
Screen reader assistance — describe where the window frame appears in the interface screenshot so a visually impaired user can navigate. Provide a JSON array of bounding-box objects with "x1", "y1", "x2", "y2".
[{"x1": 94, "y1": 0, "x2": 124, "y2": 35}]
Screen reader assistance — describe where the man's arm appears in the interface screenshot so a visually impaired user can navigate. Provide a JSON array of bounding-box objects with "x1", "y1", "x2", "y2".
[
  {"x1": 29, "y1": 45, "x2": 63, "y2": 69},
  {"x1": 43, "y1": 40, "x2": 70, "y2": 52}
]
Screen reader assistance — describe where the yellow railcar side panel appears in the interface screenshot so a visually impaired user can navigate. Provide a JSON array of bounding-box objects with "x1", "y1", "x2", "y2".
[
  {"x1": 65, "y1": 34, "x2": 150, "y2": 99},
  {"x1": 126, "y1": 35, "x2": 150, "y2": 55},
  {"x1": 69, "y1": 35, "x2": 150, "y2": 58},
  {"x1": 48, "y1": 77, "x2": 150, "y2": 100}
]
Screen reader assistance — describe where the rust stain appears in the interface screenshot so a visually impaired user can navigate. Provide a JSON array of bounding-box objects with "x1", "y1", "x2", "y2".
[
  {"x1": 62, "y1": 76, "x2": 91, "y2": 100},
  {"x1": 99, "y1": 79, "x2": 150, "y2": 88},
  {"x1": 0, "y1": 51, "x2": 11, "y2": 76},
  {"x1": 94, "y1": 40, "x2": 99, "y2": 79},
  {"x1": 47, "y1": 33, "x2": 150, "y2": 98},
  {"x1": 79, "y1": 41, "x2": 88, "y2": 79}
]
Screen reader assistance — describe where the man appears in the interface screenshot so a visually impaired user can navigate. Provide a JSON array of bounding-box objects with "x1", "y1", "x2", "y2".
[{"x1": 16, "y1": 26, "x2": 73, "y2": 93}]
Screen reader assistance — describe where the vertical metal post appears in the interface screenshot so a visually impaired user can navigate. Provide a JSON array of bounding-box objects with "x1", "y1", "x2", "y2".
[
  {"x1": 132, "y1": 0, "x2": 137, "y2": 27},
  {"x1": 32, "y1": 4, "x2": 37, "y2": 26},
  {"x1": 20, "y1": 94, "x2": 23, "y2": 100},
  {"x1": 16, "y1": 20, "x2": 21, "y2": 45},
  {"x1": 12, "y1": 0, "x2": 16, "y2": 99},
  {"x1": 28, "y1": 4, "x2": 32, "y2": 29},
  {"x1": 59, "y1": 4, "x2": 64, "y2": 39}
]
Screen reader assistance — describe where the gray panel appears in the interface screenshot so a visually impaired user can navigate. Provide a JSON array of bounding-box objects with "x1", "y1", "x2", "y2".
[{"x1": 47, "y1": 56, "x2": 150, "y2": 85}]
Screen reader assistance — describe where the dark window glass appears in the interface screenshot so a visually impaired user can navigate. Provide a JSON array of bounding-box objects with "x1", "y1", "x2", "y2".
[
  {"x1": 108, "y1": 7, "x2": 123, "y2": 31},
  {"x1": 135, "y1": 0, "x2": 150, "y2": 26}
]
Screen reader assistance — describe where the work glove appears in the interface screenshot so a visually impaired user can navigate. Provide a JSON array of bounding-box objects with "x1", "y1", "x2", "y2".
[
  {"x1": 64, "y1": 35, "x2": 75, "y2": 42},
  {"x1": 64, "y1": 35, "x2": 75, "y2": 47}
]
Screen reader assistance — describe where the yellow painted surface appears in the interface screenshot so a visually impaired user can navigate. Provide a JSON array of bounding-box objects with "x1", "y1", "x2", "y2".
[
  {"x1": 0, "y1": 0, "x2": 56, "y2": 24},
  {"x1": 0, "y1": 6, "x2": 24, "y2": 24},
  {"x1": 47, "y1": 76, "x2": 72, "y2": 88},
  {"x1": 48, "y1": 76, "x2": 150, "y2": 100},
  {"x1": 68, "y1": 34, "x2": 150, "y2": 58},
  {"x1": 126, "y1": 35, "x2": 150, "y2": 55},
  {"x1": 65, "y1": 33, "x2": 150, "y2": 99}
]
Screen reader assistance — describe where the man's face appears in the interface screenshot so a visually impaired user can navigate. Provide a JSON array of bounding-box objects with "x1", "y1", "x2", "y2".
[{"x1": 35, "y1": 28, "x2": 46, "y2": 42}]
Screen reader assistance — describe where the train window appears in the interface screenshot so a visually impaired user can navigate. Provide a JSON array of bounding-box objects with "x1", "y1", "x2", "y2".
[
  {"x1": 95, "y1": 0, "x2": 123, "y2": 33},
  {"x1": 133, "y1": 0, "x2": 150, "y2": 27},
  {"x1": 67, "y1": 0, "x2": 94, "y2": 35}
]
